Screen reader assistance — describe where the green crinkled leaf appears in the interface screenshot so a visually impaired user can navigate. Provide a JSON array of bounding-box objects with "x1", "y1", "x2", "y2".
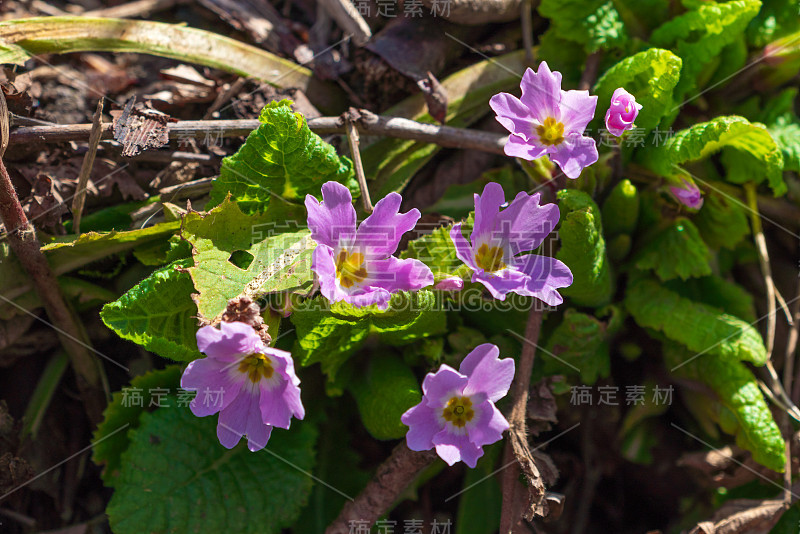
[
  {"x1": 0, "y1": 221, "x2": 180, "y2": 305},
  {"x1": 693, "y1": 191, "x2": 750, "y2": 250},
  {"x1": 209, "y1": 100, "x2": 356, "y2": 214},
  {"x1": 593, "y1": 48, "x2": 683, "y2": 132},
  {"x1": 664, "y1": 342, "x2": 785, "y2": 472},
  {"x1": 100, "y1": 260, "x2": 199, "y2": 362},
  {"x1": 650, "y1": 0, "x2": 761, "y2": 102},
  {"x1": 92, "y1": 366, "x2": 183, "y2": 485},
  {"x1": 601, "y1": 179, "x2": 640, "y2": 237},
  {"x1": 664, "y1": 275, "x2": 756, "y2": 323},
  {"x1": 106, "y1": 404, "x2": 317, "y2": 534},
  {"x1": 400, "y1": 215, "x2": 473, "y2": 281},
  {"x1": 625, "y1": 275, "x2": 767, "y2": 365},
  {"x1": 611, "y1": 0, "x2": 670, "y2": 36},
  {"x1": 542, "y1": 307, "x2": 622, "y2": 384},
  {"x1": 538, "y1": 0, "x2": 628, "y2": 53},
  {"x1": 635, "y1": 219, "x2": 711, "y2": 281},
  {"x1": 292, "y1": 291, "x2": 446, "y2": 383},
  {"x1": 183, "y1": 197, "x2": 315, "y2": 321},
  {"x1": 645, "y1": 115, "x2": 785, "y2": 196},
  {"x1": 767, "y1": 115, "x2": 800, "y2": 172},
  {"x1": 556, "y1": 190, "x2": 614, "y2": 307},
  {"x1": 351, "y1": 355, "x2": 422, "y2": 440}
]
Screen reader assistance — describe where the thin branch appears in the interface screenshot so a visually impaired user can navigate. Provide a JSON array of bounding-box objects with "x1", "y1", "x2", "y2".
[
  {"x1": 317, "y1": 0, "x2": 372, "y2": 46},
  {"x1": 0, "y1": 97, "x2": 106, "y2": 425},
  {"x1": 7, "y1": 112, "x2": 508, "y2": 155},
  {"x1": 579, "y1": 52, "x2": 602, "y2": 91},
  {"x1": 344, "y1": 109, "x2": 373, "y2": 213},
  {"x1": 71, "y1": 98, "x2": 104, "y2": 234},
  {"x1": 521, "y1": 0, "x2": 533, "y2": 65},
  {"x1": 500, "y1": 307, "x2": 545, "y2": 533},
  {"x1": 325, "y1": 443, "x2": 437, "y2": 534}
]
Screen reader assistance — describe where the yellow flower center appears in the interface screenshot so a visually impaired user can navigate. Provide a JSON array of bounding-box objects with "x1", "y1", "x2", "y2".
[
  {"x1": 442, "y1": 396, "x2": 474, "y2": 428},
  {"x1": 535, "y1": 116, "x2": 565, "y2": 146},
  {"x1": 474, "y1": 243, "x2": 505, "y2": 273},
  {"x1": 238, "y1": 353, "x2": 275, "y2": 383},
  {"x1": 336, "y1": 249, "x2": 368, "y2": 288}
]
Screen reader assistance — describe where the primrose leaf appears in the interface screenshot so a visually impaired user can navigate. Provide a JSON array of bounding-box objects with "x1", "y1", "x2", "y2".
[
  {"x1": 183, "y1": 198, "x2": 315, "y2": 321},
  {"x1": 664, "y1": 341, "x2": 785, "y2": 472},
  {"x1": 538, "y1": 0, "x2": 628, "y2": 53},
  {"x1": 100, "y1": 260, "x2": 199, "y2": 362},
  {"x1": 747, "y1": 0, "x2": 800, "y2": 46},
  {"x1": 693, "y1": 191, "x2": 750, "y2": 250},
  {"x1": 635, "y1": 219, "x2": 711, "y2": 281},
  {"x1": 92, "y1": 366, "x2": 183, "y2": 486},
  {"x1": 209, "y1": 100, "x2": 356, "y2": 214},
  {"x1": 625, "y1": 274, "x2": 767, "y2": 366},
  {"x1": 292, "y1": 291, "x2": 446, "y2": 384},
  {"x1": 542, "y1": 307, "x2": 622, "y2": 384},
  {"x1": 401, "y1": 216, "x2": 474, "y2": 277},
  {"x1": 106, "y1": 404, "x2": 317, "y2": 534},
  {"x1": 663, "y1": 275, "x2": 756, "y2": 323},
  {"x1": 593, "y1": 48, "x2": 683, "y2": 132},
  {"x1": 350, "y1": 355, "x2": 422, "y2": 440},
  {"x1": 650, "y1": 0, "x2": 761, "y2": 103},
  {"x1": 645, "y1": 115, "x2": 785, "y2": 196},
  {"x1": 556, "y1": 190, "x2": 614, "y2": 307}
]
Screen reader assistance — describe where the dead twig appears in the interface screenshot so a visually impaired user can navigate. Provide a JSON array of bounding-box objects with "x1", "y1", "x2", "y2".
[
  {"x1": 343, "y1": 109, "x2": 373, "y2": 213},
  {"x1": 71, "y1": 98, "x2": 104, "y2": 234},
  {"x1": 0, "y1": 95, "x2": 106, "y2": 425},
  {"x1": 316, "y1": 0, "x2": 371, "y2": 46},
  {"x1": 500, "y1": 308, "x2": 545, "y2": 533},
  {"x1": 82, "y1": 0, "x2": 183, "y2": 18},
  {"x1": 521, "y1": 0, "x2": 533, "y2": 65},
  {"x1": 325, "y1": 443, "x2": 437, "y2": 534},
  {"x1": 7, "y1": 112, "x2": 508, "y2": 155},
  {"x1": 579, "y1": 51, "x2": 602, "y2": 91}
]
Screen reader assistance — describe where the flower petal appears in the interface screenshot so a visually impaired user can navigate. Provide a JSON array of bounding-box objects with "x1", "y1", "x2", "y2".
[
  {"x1": 494, "y1": 191, "x2": 560, "y2": 255},
  {"x1": 364, "y1": 256, "x2": 434, "y2": 293},
  {"x1": 181, "y1": 357, "x2": 245, "y2": 417},
  {"x1": 559, "y1": 89, "x2": 598, "y2": 134},
  {"x1": 517, "y1": 254, "x2": 573, "y2": 306},
  {"x1": 432, "y1": 429, "x2": 484, "y2": 468},
  {"x1": 215, "y1": 386, "x2": 258, "y2": 449},
  {"x1": 489, "y1": 92, "x2": 534, "y2": 139},
  {"x1": 472, "y1": 269, "x2": 529, "y2": 301},
  {"x1": 450, "y1": 223, "x2": 476, "y2": 268},
  {"x1": 401, "y1": 402, "x2": 440, "y2": 452},
  {"x1": 461, "y1": 343, "x2": 515, "y2": 402},
  {"x1": 467, "y1": 400, "x2": 509, "y2": 448},
  {"x1": 422, "y1": 365, "x2": 468, "y2": 408},
  {"x1": 519, "y1": 62, "x2": 562, "y2": 121},
  {"x1": 354, "y1": 193, "x2": 420, "y2": 257},
  {"x1": 548, "y1": 133, "x2": 598, "y2": 179},
  {"x1": 197, "y1": 322, "x2": 260, "y2": 362},
  {"x1": 503, "y1": 134, "x2": 549, "y2": 161},
  {"x1": 470, "y1": 182, "x2": 505, "y2": 247},
  {"x1": 312, "y1": 245, "x2": 346, "y2": 304},
  {"x1": 304, "y1": 181, "x2": 357, "y2": 248}
]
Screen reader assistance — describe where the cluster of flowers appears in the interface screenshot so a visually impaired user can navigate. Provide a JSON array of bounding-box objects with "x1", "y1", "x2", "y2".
[
  {"x1": 179, "y1": 61, "x2": 687, "y2": 467},
  {"x1": 490, "y1": 61, "x2": 701, "y2": 208}
]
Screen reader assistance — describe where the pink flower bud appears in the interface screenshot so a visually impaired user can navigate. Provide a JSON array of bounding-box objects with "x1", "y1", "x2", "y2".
[{"x1": 604, "y1": 88, "x2": 642, "y2": 137}]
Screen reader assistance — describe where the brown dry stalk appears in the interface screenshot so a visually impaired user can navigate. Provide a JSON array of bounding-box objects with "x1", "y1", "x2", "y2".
[
  {"x1": 343, "y1": 109, "x2": 373, "y2": 213},
  {"x1": 325, "y1": 443, "x2": 437, "y2": 534},
  {"x1": 7, "y1": 112, "x2": 507, "y2": 155},
  {"x1": 500, "y1": 307, "x2": 545, "y2": 533},
  {"x1": 0, "y1": 96, "x2": 106, "y2": 424},
  {"x1": 71, "y1": 98, "x2": 104, "y2": 234}
]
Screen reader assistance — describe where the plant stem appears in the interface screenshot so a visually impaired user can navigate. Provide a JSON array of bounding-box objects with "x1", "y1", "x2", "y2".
[
  {"x1": 325, "y1": 443, "x2": 437, "y2": 534},
  {"x1": 344, "y1": 110, "x2": 373, "y2": 213}
]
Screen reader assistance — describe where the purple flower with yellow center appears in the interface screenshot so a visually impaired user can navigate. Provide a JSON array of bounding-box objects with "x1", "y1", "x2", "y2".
[
  {"x1": 180, "y1": 321, "x2": 304, "y2": 452},
  {"x1": 305, "y1": 181, "x2": 434, "y2": 309},
  {"x1": 450, "y1": 182, "x2": 572, "y2": 305},
  {"x1": 604, "y1": 87, "x2": 642, "y2": 137},
  {"x1": 669, "y1": 178, "x2": 704, "y2": 209},
  {"x1": 401, "y1": 343, "x2": 514, "y2": 467},
  {"x1": 489, "y1": 61, "x2": 598, "y2": 179}
]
